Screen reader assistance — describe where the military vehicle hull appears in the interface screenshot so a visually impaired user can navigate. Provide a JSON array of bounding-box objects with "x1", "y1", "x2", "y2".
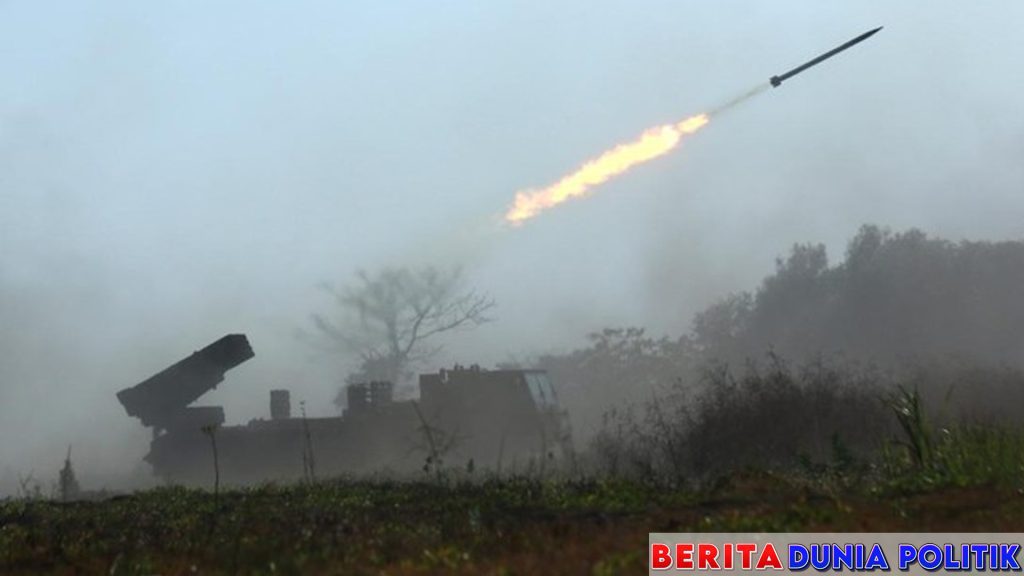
[{"x1": 118, "y1": 340, "x2": 571, "y2": 485}]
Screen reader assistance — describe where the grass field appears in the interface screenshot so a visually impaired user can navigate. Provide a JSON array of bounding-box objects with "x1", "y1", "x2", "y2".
[
  {"x1": 3, "y1": 469, "x2": 1024, "y2": 575},
  {"x1": 5, "y1": 385, "x2": 1024, "y2": 575}
]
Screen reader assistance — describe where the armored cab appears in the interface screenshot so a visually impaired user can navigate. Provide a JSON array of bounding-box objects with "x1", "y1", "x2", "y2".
[{"x1": 417, "y1": 366, "x2": 572, "y2": 467}]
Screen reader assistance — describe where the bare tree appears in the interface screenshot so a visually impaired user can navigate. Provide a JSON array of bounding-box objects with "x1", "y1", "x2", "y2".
[{"x1": 312, "y1": 266, "x2": 495, "y2": 402}]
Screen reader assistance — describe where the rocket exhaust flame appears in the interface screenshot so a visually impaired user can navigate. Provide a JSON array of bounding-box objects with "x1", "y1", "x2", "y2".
[
  {"x1": 504, "y1": 114, "x2": 709, "y2": 225},
  {"x1": 502, "y1": 84, "x2": 768, "y2": 226}
]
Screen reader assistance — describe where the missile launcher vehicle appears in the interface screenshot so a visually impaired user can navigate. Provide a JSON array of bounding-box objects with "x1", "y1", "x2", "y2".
[{"x1": 116, "y1": 334, "x2": 572, "y2": 485}]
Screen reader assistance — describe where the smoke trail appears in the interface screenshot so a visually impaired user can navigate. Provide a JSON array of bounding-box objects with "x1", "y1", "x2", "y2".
[{"x1": 707, "y1": 83, "x2": 771, "y2": 117}]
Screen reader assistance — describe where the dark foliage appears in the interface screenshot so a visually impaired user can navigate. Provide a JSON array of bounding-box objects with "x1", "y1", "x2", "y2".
[
  {"x1": 589, "y1": 356, "x2": 893, "y2": 482},
  {"x1": 695, "y1": 225, "x2": 1024, "y2": 366}
]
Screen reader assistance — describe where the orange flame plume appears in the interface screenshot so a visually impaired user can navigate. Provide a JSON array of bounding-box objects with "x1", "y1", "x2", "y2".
[{"x1": 504, "y1": 113, "x2": 709, "y2": 225}]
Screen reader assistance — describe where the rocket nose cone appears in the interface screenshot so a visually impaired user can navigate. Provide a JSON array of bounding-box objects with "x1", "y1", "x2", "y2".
[{"x1": 867, "y1": 26, "x2": 883, "y2": 36}]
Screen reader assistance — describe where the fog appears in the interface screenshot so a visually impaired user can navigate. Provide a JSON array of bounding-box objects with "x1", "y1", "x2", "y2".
[{"x1": 2, "y1": 1, "x2": 1023, "y2": 494}]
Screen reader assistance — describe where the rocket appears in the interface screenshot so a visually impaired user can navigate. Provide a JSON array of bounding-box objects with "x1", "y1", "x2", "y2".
[{"x1": 770, "y1": 27, "x2": 882, "y2": 88}]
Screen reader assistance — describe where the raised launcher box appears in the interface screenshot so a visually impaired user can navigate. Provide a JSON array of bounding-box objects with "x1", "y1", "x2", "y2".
[{"x1": 116, "y1": 334, "x2": 254, "y2": 432}]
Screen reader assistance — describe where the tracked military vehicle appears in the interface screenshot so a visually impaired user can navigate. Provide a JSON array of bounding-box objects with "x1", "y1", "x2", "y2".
[{"x1": 116, "y1": 334, "x2": 573, "y2": 485}]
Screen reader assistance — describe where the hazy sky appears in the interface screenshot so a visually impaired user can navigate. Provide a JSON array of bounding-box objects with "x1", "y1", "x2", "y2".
[{"x1": 2, "y1": 1, "x2": 1023, "y2": 492}]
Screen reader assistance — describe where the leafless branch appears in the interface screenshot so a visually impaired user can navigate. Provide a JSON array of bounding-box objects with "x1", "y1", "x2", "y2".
[{"x1": 310, "y1": 265, "x2": 496, "y2": 388}]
